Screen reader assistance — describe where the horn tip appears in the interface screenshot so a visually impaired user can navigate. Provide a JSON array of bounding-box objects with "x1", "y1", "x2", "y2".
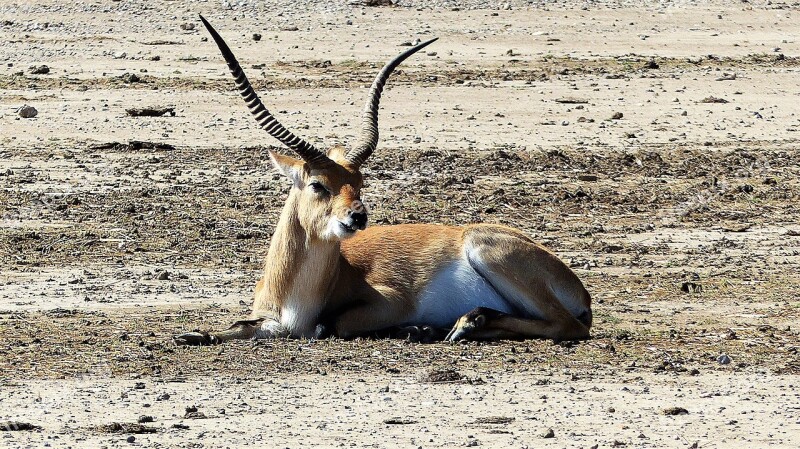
[{"x1": 198, "y1": 14, "x2": 211, "y2": 29}]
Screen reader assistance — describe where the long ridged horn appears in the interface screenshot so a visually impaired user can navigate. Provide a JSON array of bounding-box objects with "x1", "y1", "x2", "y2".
[
  {"x1": 199, "y1": 15, "x2": 332, "y2": 168},
  {"x1": 346, "y1": 38, "x2": 438, "y2": 167}
]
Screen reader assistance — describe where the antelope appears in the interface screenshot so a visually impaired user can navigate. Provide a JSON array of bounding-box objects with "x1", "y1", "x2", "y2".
[{"x1": 174, "y1": 16, "x2": 592, "y2": 345}]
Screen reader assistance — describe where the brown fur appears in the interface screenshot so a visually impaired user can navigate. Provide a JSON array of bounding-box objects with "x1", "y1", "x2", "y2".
[
  {"x1": 175, "y1": 75, "x2": 592, "y2": 345},
  {"x1": 175, "y1": 146, "x2": 592, "y2": 345}
]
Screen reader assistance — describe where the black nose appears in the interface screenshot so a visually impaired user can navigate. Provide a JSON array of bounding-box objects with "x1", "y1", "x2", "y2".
[{"x1": 350, "y1": 211, "x2": 367, "y2": 229}]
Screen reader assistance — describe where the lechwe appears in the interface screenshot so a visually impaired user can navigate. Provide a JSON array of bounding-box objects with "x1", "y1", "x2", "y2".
[{"x1": 175, "y1": 16, "x2": 592, "y2": 345}]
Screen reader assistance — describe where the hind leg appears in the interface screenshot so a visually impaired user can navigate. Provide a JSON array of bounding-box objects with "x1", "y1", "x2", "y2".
[
  {"x1": 455, "y1": 226, "x2": 593, "y2": 341},
  {"x1": 445, "y1": 307, "x2": 590, "y2": 342}
]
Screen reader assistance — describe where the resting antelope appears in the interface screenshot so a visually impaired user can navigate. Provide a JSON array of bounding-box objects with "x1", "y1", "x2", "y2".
[{"x1": 175, "y1": 16, "x2": 592, "y2": 345}]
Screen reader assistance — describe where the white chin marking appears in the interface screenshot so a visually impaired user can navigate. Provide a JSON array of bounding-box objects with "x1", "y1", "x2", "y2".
[{"x1": 323, "y1": 217, "x2": 357, "y2": 240}]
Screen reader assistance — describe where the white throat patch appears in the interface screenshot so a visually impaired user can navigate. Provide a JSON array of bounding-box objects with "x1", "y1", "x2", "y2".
[{"x1": 279, "y1": 243, "x2": 338, "y2": 337}]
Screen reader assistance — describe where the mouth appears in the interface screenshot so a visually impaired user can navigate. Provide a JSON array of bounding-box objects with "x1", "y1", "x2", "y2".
[{"x1": 338, "y1": 221, "x2": 359, "y2": 234}]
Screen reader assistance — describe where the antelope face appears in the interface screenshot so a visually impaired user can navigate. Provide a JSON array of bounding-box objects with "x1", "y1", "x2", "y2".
[
  {"x1": 198, "y1": 16, "x2": 434, "y2": 241},
  {"x1": 270, "y1": 148, "x2": 366, "y2": 241}
]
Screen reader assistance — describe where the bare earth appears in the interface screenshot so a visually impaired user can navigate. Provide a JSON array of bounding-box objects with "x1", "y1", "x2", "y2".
[{"x1": 1, "y1": 1, "x2": 799, "y2": 447}]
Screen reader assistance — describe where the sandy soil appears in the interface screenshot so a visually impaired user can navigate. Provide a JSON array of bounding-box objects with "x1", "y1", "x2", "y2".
[{"x1": 1, "y1": 1, "x2": 799, "y2": 447}]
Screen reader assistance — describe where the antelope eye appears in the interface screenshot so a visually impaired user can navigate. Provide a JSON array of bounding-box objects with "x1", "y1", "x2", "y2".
[{"x1": 309, "y1": 181, "x2": 328, "y2": 194}]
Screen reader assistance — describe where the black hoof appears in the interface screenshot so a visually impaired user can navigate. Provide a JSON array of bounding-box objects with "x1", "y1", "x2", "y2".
[
  {"x1": 173, "y1": 331, "x2": 217, "y2": 346},
  {"x1": 313, "y1": 323, "x2": 335, "y2": 340},
  {"x1": 445, "y1": 307, "x2": 504, "y2": 342}
]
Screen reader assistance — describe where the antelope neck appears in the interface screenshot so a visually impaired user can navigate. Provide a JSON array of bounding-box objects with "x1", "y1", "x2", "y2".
[{"x1": 261, "y1": 192, "x2": 341, "y2": 333}]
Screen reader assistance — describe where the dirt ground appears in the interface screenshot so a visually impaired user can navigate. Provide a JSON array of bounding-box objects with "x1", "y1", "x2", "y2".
[{"x1": 1, "y1": 0, "x2": 800, "y2": 447}]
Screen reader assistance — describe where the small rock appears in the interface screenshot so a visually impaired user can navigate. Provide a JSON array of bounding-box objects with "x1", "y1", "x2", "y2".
[
  {"x1": 716, "y1": 73, "x2": 736, "y2": 81},
  {"x1": 157, "y1": 271, "x2": 170, "y2": 281},
  {"x1": 700, "y1": 96, "x2": 728, "y2": 104},
  {"x1": 184, "y1": 410, "x2": 207, "y2": 419},
  {"x1": 662, "y1": 407, "x2": 689, "y2": 416},
  {"x1": 252, "y1": 33, "x2": 261, "y2": 41},
  {"x1": 611, "y1": 112, "x2": 623, "y2": 120},
  {"x1": 17, "y1": 105, "x2": 38, "y2": 118},
  {"x1": 717, "y1": 354, "x2": 731, "y2": 365},
  {"x1": 137, "y1": 416, "x2": 154, "y2": 423},
  {"x1": 578, "y1": 174, "x2": 598, "y2": 182},
  {"x1": 681, "y1": 282, "x2": 702, "y2": 293},
  {"x1": 384, "y1": 417, "x2": 417, "y2": 425},
  {"x1": 121, "y1": 72, "x2": 141, "y2": 83},
  {"x1": 541, "y1": 428, "x2": 555, "y2": 438},
  {"x1": 126, "y1": 436, "x2": 136, "y2": 443},
  {"x1": 0, "y1": 421, "x2": 42, "y2": 431},
  {"x1": 28, "y1": 65, "x2": 49, "y2": 74},
  {"x1": 179, "y1": 23, "x2": 195, "y2": 31},
  {"x1": 643, "y1": 59, "x2": 659, "y2": 69}
]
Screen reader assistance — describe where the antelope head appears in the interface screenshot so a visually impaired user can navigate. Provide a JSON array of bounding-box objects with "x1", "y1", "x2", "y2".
[{"x1": 199, "y1": 15, "x2": 436, "y2": 241}]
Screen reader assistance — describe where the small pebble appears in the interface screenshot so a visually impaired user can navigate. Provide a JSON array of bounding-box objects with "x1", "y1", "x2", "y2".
[
  {"x1": 718, "y1": 354, "x2": 731, "y2": 365},
  {"x1": 18, "y1": 105, "x2": 38, "y2": 118},
  {"x1": 28, "y1": 65, "x2": 49, "y2": 74}
]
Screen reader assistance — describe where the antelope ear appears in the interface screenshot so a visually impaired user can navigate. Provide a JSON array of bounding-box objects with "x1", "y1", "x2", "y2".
[{"x1": 268, "y1": 150, "x2": 305, "y2": 187}]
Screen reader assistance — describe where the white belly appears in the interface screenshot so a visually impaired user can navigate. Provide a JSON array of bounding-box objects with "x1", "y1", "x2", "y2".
[{"x1": 407, "y1": 260, "x2": 514, "y2": 328}]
